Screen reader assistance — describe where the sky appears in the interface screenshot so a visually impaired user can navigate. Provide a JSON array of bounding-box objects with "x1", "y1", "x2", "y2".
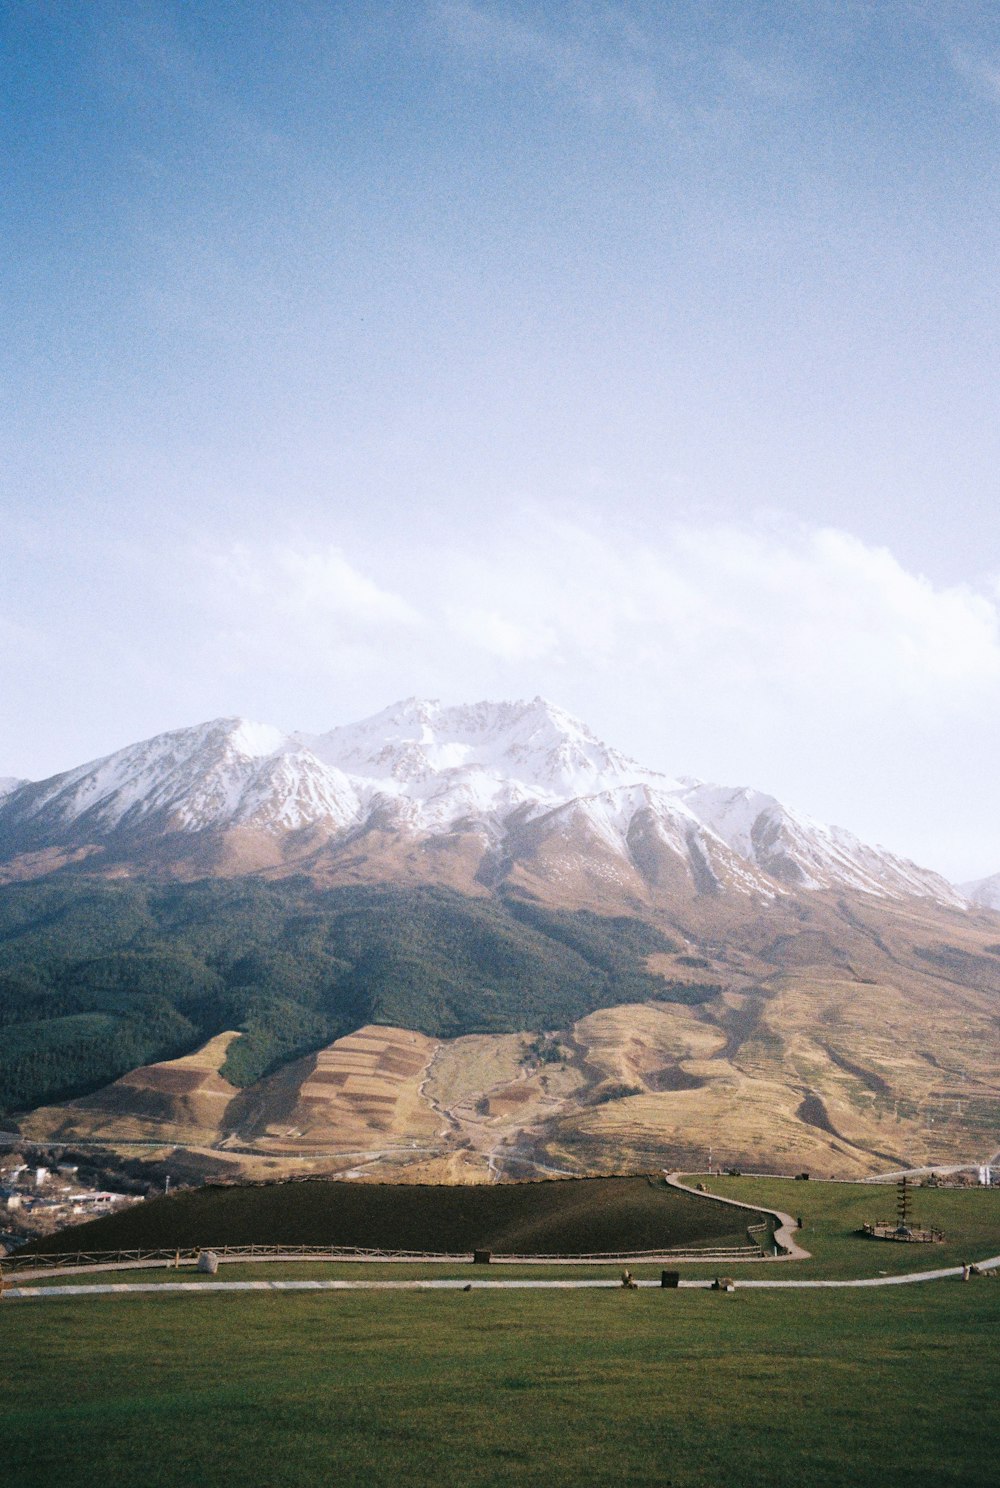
[{"x1": 2, "y1": 0, "x2": 1000, "y2": 881}]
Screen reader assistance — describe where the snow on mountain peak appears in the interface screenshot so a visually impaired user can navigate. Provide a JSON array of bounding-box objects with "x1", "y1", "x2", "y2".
[
  {"x1": 226, "y1": 719, "x2": 289, "y2": 759},
  {"x1": 0, "y1": 700, "x2": 969, "y2": 909},
  {"x1": 679, "y1": 781, "x2": 965, "y2": 906},
  {"x1": 299, "y1": 696, "x2": 677, "y2": 817},
  {"x1": 958, "y1": 873, "x2": 1000, "y2": 911}
]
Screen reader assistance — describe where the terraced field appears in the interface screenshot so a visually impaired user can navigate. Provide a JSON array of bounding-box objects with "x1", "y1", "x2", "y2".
[{"x1": 229, "y1": 1026, "x2": 442, "y2": 1157}]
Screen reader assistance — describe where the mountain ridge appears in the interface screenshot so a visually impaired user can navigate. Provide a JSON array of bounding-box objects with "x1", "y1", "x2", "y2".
[
  {"x1": 2, "y1": 699, "x2": 998, "y2": 1185},
  {"x1": 960, "y1": 872, "x2": 1000, "y2": 911},
  {"x1": 0, "y1": 698, "x2": 968, "y2": 910}
]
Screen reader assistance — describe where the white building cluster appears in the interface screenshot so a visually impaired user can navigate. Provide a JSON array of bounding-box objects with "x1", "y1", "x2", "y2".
[{"x1": 0, "y1": 1155, "x2": 141, "y2": 1251}]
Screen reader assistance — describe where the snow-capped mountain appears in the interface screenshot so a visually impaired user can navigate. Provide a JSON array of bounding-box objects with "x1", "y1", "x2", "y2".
[
  {"x1": 300, "y1": 696, "x2": 674, "y2": 793},
  {"x1": 676, "y1": 784, "x2": 963, "y2": 903},
  {"x1": 0, "y1": 718, "x2": 358, "y2": 842},
  {"x1": 296, "y1": 697, "x2": 678, "y2": 835},
  {"x1": 0, "y1": 698, "x2": 966, "y2": 907},
  {"x1": 958, "y1": 872, "x2": 1000, "y2": 911}
]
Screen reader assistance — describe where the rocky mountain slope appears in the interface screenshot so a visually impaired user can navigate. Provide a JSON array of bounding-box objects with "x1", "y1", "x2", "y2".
[{"x1": 960, "y1": 872, "x2": 1000, "y2": 911}]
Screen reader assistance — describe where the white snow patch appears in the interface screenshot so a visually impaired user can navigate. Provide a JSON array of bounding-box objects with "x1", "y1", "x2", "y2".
[
  {"x1": 958, "y1": 873, "x2": 1000, "y2": 911},
  {"x1": 0, "y1": 698, "x2": 972, "y2": 910}
]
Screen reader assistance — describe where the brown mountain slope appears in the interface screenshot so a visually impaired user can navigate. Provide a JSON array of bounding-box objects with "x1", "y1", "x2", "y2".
[
  {"x1": 19, "y1": 1032, "x2": 243, "y2": 1148},
  {"x1": 21, "y1": 889, "x2": 999, "y2": 1182},
  {"x1": 7, "y1": 705, "x2": 995, "y2": 1185}
]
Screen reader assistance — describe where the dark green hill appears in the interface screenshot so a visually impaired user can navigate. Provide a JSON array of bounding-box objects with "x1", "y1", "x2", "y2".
[
  {"x1": 20, "y1": 1175, "x2": 759, "y2": 1256},
  {"x1": 0, "y1": 877, "x2": 715, "y2": 1116}
]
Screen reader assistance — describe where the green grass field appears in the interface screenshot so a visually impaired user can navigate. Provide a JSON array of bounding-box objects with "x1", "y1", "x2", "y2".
[
  {"x1": 699, "y1": 1176, "x2": 1000, "y2": 1278},
  {"x1": 3, "y1": 1282, "x2": 997, "y2": 1487},
  {"x1": 18, "y1": 1174, "x2": 760, "y2": 1258},
  {"x1": 5, "y1": 1180, "x2": 999, "y2": 1485}
]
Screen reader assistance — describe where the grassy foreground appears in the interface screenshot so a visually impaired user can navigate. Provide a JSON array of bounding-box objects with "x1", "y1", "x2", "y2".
[
  {"x1": 699, "y1": 1176, "x2": 1000, "y2": 1278},
  {"x1": 6, "y1": 1183, "x2": 999, "y2": 1484},
  {"x1": 3, "y1": 1282, "x2": 998, "y2": 1487}
]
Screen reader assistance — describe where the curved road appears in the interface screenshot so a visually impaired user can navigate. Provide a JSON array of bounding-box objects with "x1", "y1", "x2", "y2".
[{"x1": 663, "y1": 1170, "x2": 811, "y2": 1260}]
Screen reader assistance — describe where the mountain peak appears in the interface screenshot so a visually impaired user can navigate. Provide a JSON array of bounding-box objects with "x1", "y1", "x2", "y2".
[
  {"x1": 959, "y1": 872, "x2": 1000, "y2": 910},
  {"x1": 300, "y1": 696, "x2": 669, "y2": 806},
  {"x1": 0, "y1": 700, "x2": 969, "y2": 910},
  {"x1": 220, "y1": 718, "x2": 289, "y2": 759}
]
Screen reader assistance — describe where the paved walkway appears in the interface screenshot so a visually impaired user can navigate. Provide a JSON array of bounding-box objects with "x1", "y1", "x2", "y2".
[
  {"x1": 5, "y1": 1256, "x2": 1000, "y2": 1300},
  {"x1": 0, "y1": 1244, "x2": 764, "y2": 1283},
  {"x1": 663, "y1": 1170, "x2": 811, "y2": 1260}
]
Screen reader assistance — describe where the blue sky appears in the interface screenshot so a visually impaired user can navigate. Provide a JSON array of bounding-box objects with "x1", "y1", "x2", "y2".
[{"x1": 3, "y1": 1, "x2": 1000, "y2": 878}]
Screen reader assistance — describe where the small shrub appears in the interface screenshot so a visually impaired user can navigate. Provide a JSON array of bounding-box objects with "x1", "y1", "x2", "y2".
[{"x1": 592, "y1": 1081, "x2": 644, "y2": 1105}]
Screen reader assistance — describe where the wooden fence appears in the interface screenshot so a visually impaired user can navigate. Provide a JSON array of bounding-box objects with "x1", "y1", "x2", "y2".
[{"x1": 1, "y1": 1240, "x2": 765, "y2": 1275}]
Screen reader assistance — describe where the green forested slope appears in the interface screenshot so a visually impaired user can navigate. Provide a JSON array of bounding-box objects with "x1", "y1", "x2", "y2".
[{"x1": 0, "y1": 877, "x2": 713, "y2": 1116}]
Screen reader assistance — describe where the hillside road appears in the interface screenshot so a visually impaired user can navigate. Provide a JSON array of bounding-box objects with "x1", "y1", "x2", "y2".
[{"x1": 663, "y1": 1170, "x2": 811, "y2": 1260}]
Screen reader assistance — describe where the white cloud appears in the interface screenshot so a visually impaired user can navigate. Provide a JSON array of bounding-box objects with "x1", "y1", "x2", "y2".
[
  {"x1": 101, "y1": 523, "x2": 1000, "y2": 727},
  {"x1": 947, "y1": 44, "x2": 1000, "y2": 103},
  {"x1": 426, "y1": 517, "x2": 1000, "y2": 715},
  {"x1": 198, "y1": 541, "x2": 423, "y2": 686},
  {"x1": 432, "y1": 1, "x2": 660, "y2": 123},
  {"x1": 445, "y1": 604, "x2": 560, "y2": 662},
  {"x1": 272, "y1": 546, "x2": 421, "y2": 628},
  {"x1": 663, "y1": 522, "x2": 1000, "y2": 698},
  {"x1": 213, "y1": 542, "x2": 420, "y2": 628},
  {"x1": 431, "y1": 3, "x2": 815, "y2": 128}
]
